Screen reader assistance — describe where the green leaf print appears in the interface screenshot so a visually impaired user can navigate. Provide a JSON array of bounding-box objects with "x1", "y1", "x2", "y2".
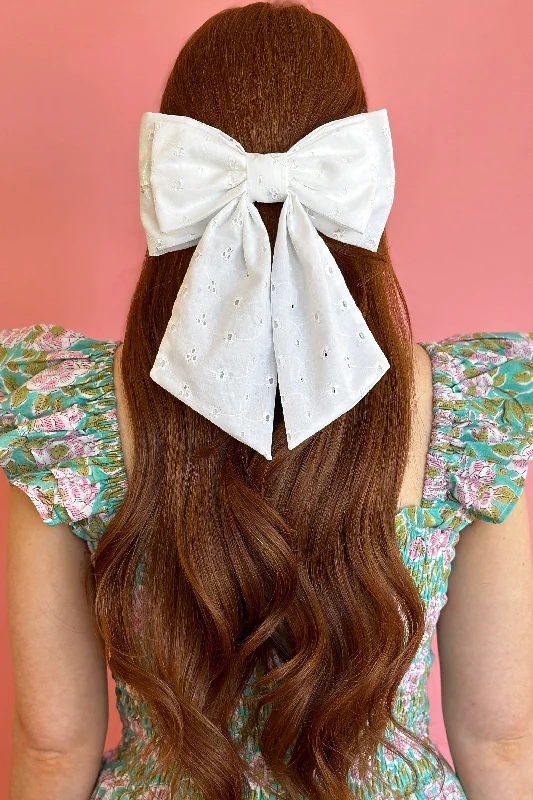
[
  {"x1": 102, "y1": 486, "x2": 125, "y2": 501},
  {"x1": 0, "y1": 346, "x2": 7, "y2": 363},
  {"x1": 482, "y1": 398, "x2": 501, "y2": 416},
  {"x1": 492, "y1": 442, "x2": 518, "y2": 457},
  {"x1": 32, "y1": 393, "x2": 51, "y2": 414},
  {"x1": 493, "y1": 485, "x2": 520, "y2": 505},
  {"x1": 482, "y1": 502, "x2": 500, "y2": 521},
  {"x1": 26, "y1": 325, "x2": 45, "y2": 341},
  {"x1": 49, "y1": 325, "x2": 67, "y2": 337},
  {"x1": 513, "y1": 371, "x2": 533, "y2": 384},
  {"x1": 423, "y1": 510, "x2": 436, "y2": 527},
  {"x1": 51, "y1": 397, "x2": 63, "y2": 412},
  {"x1": 492, "y1": 373, "x2": 506, "y2": 387},
  {"x1": 10, "y1": 386, "x2": 29, "y2": 409},
  {"x1": 463, "y1": 365, "x2": 482, "y2": 379},
  {"x1": 440, "y1": 505, "x2": 456, "y2": 521},
  {"x1": 503, "y1": 398, "x2": 524, "y2": 425},
  {"x1": 20, "y1": 447, "x2": 37, "y2": 463},
  {"x1": 23, "y1": 361, "x2": 46, "y2": 377},
  {"x1": 60, "y1": 386, "x2": 77, "y2": 397},
  {"x1": 3, "y1": 374, "x2": 18, "y2": 393},
  {"x1": 6, "y1": 360, "x2": 19, "y2": 372},
  {"x1": 49, "y1": 444, "x2": 70, "y2": 460}
]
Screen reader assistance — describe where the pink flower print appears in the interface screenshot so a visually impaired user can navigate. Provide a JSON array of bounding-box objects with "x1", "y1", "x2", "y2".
[
  {"x1": 441, "y1": 543, "x2": 457, "y2": 572},
  {"x1": 15, "y1": 483, "x2": 53, "y2": 522},
  {"x1": 142, "y1": 788, "x2": 171, "y2": 800},
  {"x1": 34, "y1": 329, "x2": 83, "y2": 352},
  {"x1": 32, "y1": 405, "x2": 85, "y2": 432},
  {"x1": 473, "y1": 348, "x2": 507, "y2": 367},
  {"x1": 433, "y1": 352, "x2": 466, "y2": 386},
  {"x1": 433, "y1": 382, "x2": 458, "y2": 403},
  {"x1": 50, "y1": 467, "x2": 100, "y2": 521},
  {"x1": 424, "y1": 450, "x2": 449, "y2": 500},
  {"x1": 408, "y1": 536, "x2": 426, "y2": 562},
  {"x1": 424, "y1": 776, "x2": 462, "y2": 799},
  {"x1": 94, "y1": 768, "x2": 120, "y2": 791},
  {"x1": 45, "y1": 349, "x2": 88, "y2": 362},
  {"x1": 423, "y1": 595, "x2": 443, "y2": 641},
  {"x1": 426, "y1": 529, "x2": 451, "y2": 559},
  {"x1": 462, "y1": 371, "x2": 493, "y2": 397},
  {"x1": 126, "y1": 713, "x2": 148, "y2": 740},
  {"x1": 247, "y1": 751, "x2": 270, "y2": 791},
  {"x1": 510, "y1": 441, "x2": 533, "y2": 479},
  {"x1": 455, "y1": 459, "x2": 496, "y2": 511},
  {"x1": 399, "y1": 650, "x2": 426, "y2": 712},
  {"x1": 0, "y1": 327, "x2": 37, "y2": 348},
  {"x1": 505, "y1": 338, "x2": 533, "y2": 359},
  {"x1": 471, "y1": 419, "x2": 507, "y2": 445},
  {"x1": 30, "y1": 431, "x2": 100, "y2": 467},
  {"x1": 432, "y1": 407, "x2": 456, "y2": 426},
  {"x1": 26, "y1": 358, "x2": 93, "y2": 392}
]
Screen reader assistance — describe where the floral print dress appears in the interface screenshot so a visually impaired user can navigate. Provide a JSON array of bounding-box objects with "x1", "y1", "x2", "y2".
[{"x1": 1, "y1": 323, "x2": 533, "y2": 800}]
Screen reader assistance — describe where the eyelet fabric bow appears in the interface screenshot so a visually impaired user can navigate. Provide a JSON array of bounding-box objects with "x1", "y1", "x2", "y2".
[{"x1": 139, "y1": 109, "x2": 395, "y2": 460}]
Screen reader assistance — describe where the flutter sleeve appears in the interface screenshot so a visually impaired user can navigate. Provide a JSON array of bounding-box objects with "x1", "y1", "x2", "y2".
[
  {"x1": 434, "y1": 331, "x2": 533, "y2": 525},
  {"x1": 0, "y1": 323, "x2": 127, "y2": 545}
]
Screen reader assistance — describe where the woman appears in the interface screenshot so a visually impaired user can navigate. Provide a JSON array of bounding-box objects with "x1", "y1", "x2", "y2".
[{"x1": 2, "y1": 3, "x2": 533, "y2": 799}]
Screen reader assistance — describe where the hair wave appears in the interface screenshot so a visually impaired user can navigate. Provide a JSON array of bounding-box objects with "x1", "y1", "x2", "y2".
[{"x1": 91, "y1": 3, "x2": 449, "y2": 798}]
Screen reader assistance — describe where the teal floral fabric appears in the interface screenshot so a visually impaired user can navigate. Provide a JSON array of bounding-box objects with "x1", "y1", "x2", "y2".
[{"x1": 1, "y1": 323, "x2": 533, "y2": 800}]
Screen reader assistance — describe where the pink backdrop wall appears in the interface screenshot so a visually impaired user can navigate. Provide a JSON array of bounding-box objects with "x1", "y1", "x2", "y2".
[{"x1": 1, "y1": 0, "x2": 532, "y2": 795}]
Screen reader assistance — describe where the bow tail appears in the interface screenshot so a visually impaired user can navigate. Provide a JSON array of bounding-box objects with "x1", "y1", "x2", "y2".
[
  {"x1": 271, "y1": 193, "x2": 391, "y2": 451},
  {"x1": 149, "y1": 194, "x2": 277, "y2": 460}
]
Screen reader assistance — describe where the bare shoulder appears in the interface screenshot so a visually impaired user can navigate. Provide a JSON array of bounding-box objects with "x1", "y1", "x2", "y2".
[
  {"x1": 437, "y1": 482, "x2": 533, "y2": 748},
  {"x1": 396, "y1": 342, "x2": 434, "y2": 511}
]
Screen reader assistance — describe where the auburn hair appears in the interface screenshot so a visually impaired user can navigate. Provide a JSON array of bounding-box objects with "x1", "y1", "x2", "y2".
[{"x1": 91, "y1": 2, "x2": 449, "y2": 798}]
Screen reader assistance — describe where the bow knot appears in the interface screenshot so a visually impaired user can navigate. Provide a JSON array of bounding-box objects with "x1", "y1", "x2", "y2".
[
  {"x1": 139, "y1": 109, "x2": 396, "y2": 459},
  {"x1": 246, "y1": 152, "x2": 289, "y2": 203}
]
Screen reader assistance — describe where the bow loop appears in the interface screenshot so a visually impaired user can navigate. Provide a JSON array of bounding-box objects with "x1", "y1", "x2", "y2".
[{"x1": 139, "y1": 109, "x2": 395, "y2": 458}]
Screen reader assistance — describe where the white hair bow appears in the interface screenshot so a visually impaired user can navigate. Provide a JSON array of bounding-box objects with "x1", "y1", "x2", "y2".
[{"x1": 139, "y1": 109, "x2": 395, "y2": 460}]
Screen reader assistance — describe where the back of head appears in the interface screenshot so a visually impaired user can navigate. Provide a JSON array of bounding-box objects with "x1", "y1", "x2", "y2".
[{"x1": 92, "y1": 3, "x2": 448, "y2": 798}]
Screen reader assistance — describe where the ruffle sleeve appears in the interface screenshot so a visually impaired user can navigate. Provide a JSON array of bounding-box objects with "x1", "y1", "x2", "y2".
[
  {"x1": 0, "y1": 323, "x2": 127, "y2": 544},
  {"x1": 422, "y1": 331, "x2": 533, "y2": 527}
]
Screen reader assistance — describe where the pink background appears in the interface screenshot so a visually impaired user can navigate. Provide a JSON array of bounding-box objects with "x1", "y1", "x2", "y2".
[{"x1": 1, "y1": 0, "x2": 532, "y2": 795}]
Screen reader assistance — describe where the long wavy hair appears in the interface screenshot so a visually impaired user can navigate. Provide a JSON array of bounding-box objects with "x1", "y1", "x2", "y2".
[{"x1": 91, "y1": 3, "x2": 449, "y2": 798}]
